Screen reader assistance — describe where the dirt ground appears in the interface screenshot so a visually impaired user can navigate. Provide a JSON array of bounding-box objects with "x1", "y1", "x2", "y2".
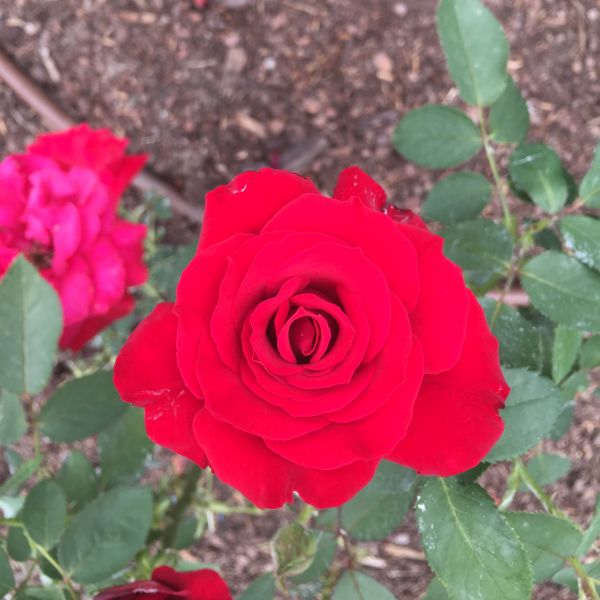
[{"x1": 1, "y1": 0, "x2": 599, "y2": 598}]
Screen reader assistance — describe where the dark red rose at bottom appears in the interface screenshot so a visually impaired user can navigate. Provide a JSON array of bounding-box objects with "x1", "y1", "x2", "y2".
[
  {"x1": 115, "y1": 167, "x2": 509, "y2": 509},
  {"x1": 94, "y1": 566, "x2": 231, "y2": 600}
]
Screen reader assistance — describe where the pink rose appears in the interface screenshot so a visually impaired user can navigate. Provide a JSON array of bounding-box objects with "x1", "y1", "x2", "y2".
[{"x1": 0, "y1": 124, "x2": 148, "y2": 350}]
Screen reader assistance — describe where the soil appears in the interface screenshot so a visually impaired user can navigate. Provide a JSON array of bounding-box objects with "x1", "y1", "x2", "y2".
[{"x1": 1, "y1": 0, "x2": 599, "y2": 598}]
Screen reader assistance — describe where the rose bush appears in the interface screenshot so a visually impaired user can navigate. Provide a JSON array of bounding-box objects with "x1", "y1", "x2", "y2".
[
  {"x1": 115, "y1": 166, "x2": 509, "y2": 509},
  {"x1": 94, "y1": 566, "x2": 231, "y2": 600},
  {"x1": 0, "y1": 124, "x2": 147, "y2": 350}
]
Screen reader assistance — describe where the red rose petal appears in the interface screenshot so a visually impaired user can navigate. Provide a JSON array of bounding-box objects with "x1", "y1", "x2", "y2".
[
  {"x1": 193, "y1": 409, "x2": 378, "y2": 509},
  {"x1": 386, "y1": 206, "x2": 428, "y2": 230},
  {"x1": 114, "y1": 303, "x2": 207, "y2": 467},
  {"x1": 261, "y1": 194, "x2": 419, "y2": 310},
  {"x1": 264, "y1": 339, "x2": 423, "y2": 469},
  {"x1": 94, "y1": 580, "x2": 177, "y2": 600},
  {"x1": 199, "y1": 169, "x2": 318, "y2": 249},
  {"x1": 153, "y1": 567, "x2": 232, "y2": 600},
  {"x1": 333, "y1": 165, "x2": 387, "y2": 210},
  {"x1": 387, "y1": 293, "x2": 508, "y2": 476}
]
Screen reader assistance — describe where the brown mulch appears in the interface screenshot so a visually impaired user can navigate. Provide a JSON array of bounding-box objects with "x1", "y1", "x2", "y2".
[{"x1": 1, "y1": 1, "x2": 600, "y2": 598}]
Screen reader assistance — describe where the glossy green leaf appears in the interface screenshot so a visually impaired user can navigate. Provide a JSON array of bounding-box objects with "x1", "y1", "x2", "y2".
[
  {"x1": 505, "y1": 512, "x2": 582, "y2": 583},
  {"x1": 0, "y1": 548, "x2": 14, "y2": 595},
  {"x1": 436, "y1": 0, "x2": 509, "y2": 106},
  {"x1": 58, "y1": 486, "x2": 152, "y2": 584},
  {"x1": 417, "y1": 479, "x2": 532, "y2": 600},
  {"x1": 581, "y1": 142, "x2": 600, "y2": 207},
  {"x1": 551, "y1": 371, "x2": 588, "y2": 440},
  {"x1": 578, "y1": 495, "x2": 600, "y2": 558},
  {"x1": 560, "y1": 215, "x2": 600, "y2": 272},
  {"x1": 23, "y1": 479, "x2": 67, "y2": 549},
  {"x1": 0, "y1": 390, "x2": 27, "y2": 445},
  {"x1": 519, "y1": 453, "x2": 571, "y2": 491},
  {"x1": 40, "y1": 372, "x2": 126, "y2": 442},
  {"x1": 56, "y1": 451, "x2": 98, "y2": 510},
  {"x1": 0, "y1": 454, "x2": 41, "y2": 496},
  {"x1": 422, "y1": 172, "x2": 492, "y2": 224},
  {"x1": 521, "y1": 251, "x2": 600, "y2": 332},
  {"x1": 552, "y1": 325, "x2": 582, "y2": 383},
  {"x1": 393, "y1": 105, "x2": 481, "y2": 168},
  {"x1": 99, "y1": 407, "x2": 153, "y2": 488},
  {"x1": 441, "y1": 219, "x2": 512, "y2": 292},
  {"x1": 150, "y1": 244, "x2": 196, "y2": 301},
  {"x1": 7, "y1": 525, "x2": 30, "y2": 562},
  {"x1": 481, "y1": 300, "x2": 545, "y2": 372},
  {"x1": 422, "y1": 578, "x2": 451, "y2": 599},
  {"x1": 0, "y1": 256, "x2": 62, "y2": 394},
  {"x1": 238, "y1": 574, "x2": 276, "y2": 600},
  {"x1": 489, "y1": 77, "x2": 529, "y2": 143},
  {"x1": 332, "y1": 571, "x2": 395, "y2": 600},
  {"x1": 580, "y1": 335, "x2": 600, "y2": 369},
  {"x1": 509, "y1": 144, "x2": 568, "y2": 213},
  {"x1": 173, "y1": 516, "x2": 201, "y2": 550},
  {"x1": 16, "y1": 588, "x2": 65, "y2": 600},
  {"x1": 487, "y1": 369, "x2": 563, "y2": 462},
  {"x1": 340, "y1": 462, "x2": 416, "y2": 540}
]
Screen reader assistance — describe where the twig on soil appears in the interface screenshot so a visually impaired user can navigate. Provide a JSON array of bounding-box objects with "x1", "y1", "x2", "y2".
[{"x1": 0, "y1": 47, "x2": 203, "y2": 224}]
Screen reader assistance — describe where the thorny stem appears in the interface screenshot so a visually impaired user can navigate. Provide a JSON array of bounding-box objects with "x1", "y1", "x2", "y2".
[
  {"x1": 515, "y1": 459, "x2": 600, "y2": 600},
  {"x1": 477, "y1": 105, "x2": 513, "y2": 234}
]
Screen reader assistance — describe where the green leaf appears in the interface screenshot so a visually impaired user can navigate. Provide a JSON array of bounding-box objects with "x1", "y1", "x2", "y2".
[
  {"x1": 0, "y1": 548, "x2": 14, "y2": 595},
  {"x1": 7, "y1": 525, "x2": 31, "y2": 562},
  {"x1": 56, "y1": 451, "x2": 98, "y2": 510},
  {"x1": 519, "y1": 453, "x2": 571, "y2": 491},
  {"x1": 509, "y1": 144, "x2": 568, "y2": 213},
  {"x1": 553, "y1": 561, "x2": 600, "y2": 592},
  {"x1": 238, "y1": 574, "x2": 276, "y2": 600},
  {"x1": 552, "y1": 325, "x2": 582, "y2": 383},
  {"x1": 332, "y1": 571, "x2": 395, "y2": 600},
  {"x1": 173, "y1": 515, "x2": 201, "y2": 550},
  {"x1": 291, "y1": 531, "x2": 336, "y2": 584},
  {"x1": 392, "y1": 105, "x2": 482, "y2": 169},
  {"x1": 505, "y1": 512, "x2": 582, "y2": 583},
  {"x1": 441, "y1": 219, "x2": 512, "y2": 292},
  {"x1": 481, "y1": 300, "x2": 545, "y2": 372},
  {"x1": 487, "y1": 369, "x2": 563, "y2": 462},
  {"x1": 422, "y1": 172, "x2": 492, "y2": 224},
  {"x1": 150, "y1": 244, "x2": 196, "y2": 301},
  {"x1": 489, "y1": 77, "x2": 529, "y2": 143},
  {"x1": 272, "y1": 523, "x2": 318, "y2": 579},
  {"x1": 521, "y1": 251, "x2": 600, "y2": 332},
  {"x1": 40, "y1": 372, "x2": 126, "y2": 442},
  {"x1": 551, "y1": 371, "x2": 588, "y2": 440},
  {"x1": 416, "y1": 479, "x2": 532, "y2": 600},
  {"x1": 0, "y1": 256, "x2": 62, "y2": 394},
  {"x1": 58, "y1": 486, "x2": 152, "y2": 584},
  {"x1": 581, "y1": 142, "x2": 600, "y2": 207},
  {"x1": 560, "y1": 215, "x2": 600, "y2": 272},
  {"x1": 578, "y1": 495, "x2": 600, "y2": 557},
  {"x1": 340, "y1": 462, "x2": 417, "y2": 540},
  {"x1": 0, "y1": 454, "x2": 42, "y2": 496},
  {"x1": 99, "y1": 407, "x2": 153, "y2": 488},
  {"x1": 436, "y1": 0, "x2": 509, "y2": 106},
  {"x1": 580, "y1": 335, "x2": 600, "y2": 369},
  {"x1": 0, "y1": 390, "x2": 27, "y2": 445},
  {"x1": 422, "y1": 578, "x2": 451, "y2": 600},
  {"x1": 23, "y1": 479, "x2": 67, "y2": 548},
  {"x1": 16, "y1": 588, "x2": 65, "y2": 600}
]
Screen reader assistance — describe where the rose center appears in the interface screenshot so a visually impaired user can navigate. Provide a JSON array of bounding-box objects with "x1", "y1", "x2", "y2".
[{"x1": 289, "y1": 316, "x2": 319, "y2": 360}]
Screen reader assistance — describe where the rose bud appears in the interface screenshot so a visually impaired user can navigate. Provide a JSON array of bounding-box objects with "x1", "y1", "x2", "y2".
[
  {"x1": 0, "y1": 124, "x2": 148, "y2": 350},
  {"x1": 115, "y1": 167, "x2": 508, "y2": 509},
  {"x1": 94, "y1": 566, "x2": 231, "y2": 600}
]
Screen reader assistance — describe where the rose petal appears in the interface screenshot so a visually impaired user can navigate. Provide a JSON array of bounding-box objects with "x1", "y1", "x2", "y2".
[
  {"x1": 333, "y1": 165, "x2": 387, "y2": 210},
  {"x1": 387, "y1": 293, "x2": 508, "y2": 476},
  {"x1": 193, "y1": 409, "x2": 378, "y2": 509},
  {"x1": 199, "y1": 169, "x2": 318, "y2": 249},
  {"x1": 153, "y1": 567, "x2": 232, "y2": 600}
]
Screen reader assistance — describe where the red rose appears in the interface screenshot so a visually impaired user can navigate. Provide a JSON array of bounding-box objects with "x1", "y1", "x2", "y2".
[
  {"x1": 0, "y1": 124, "x2": 147, "y2": 350},
  {"x1": 94, "y1": 566, "x2": 231, "y2": 600},
  {"x1": 115, "y1": 167, "x2": 508, "y2": 508}
]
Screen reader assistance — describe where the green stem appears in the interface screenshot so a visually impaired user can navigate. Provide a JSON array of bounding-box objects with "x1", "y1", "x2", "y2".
[
  {"x1": 515, "y1": 460, "x2": 599, "y2": 600},
  {"x1": 162, "y1": 465, "x2": 202, "y2": 548},
  {"x1": 477, "y1": 106, "x2": 513, "y2": 234}
]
